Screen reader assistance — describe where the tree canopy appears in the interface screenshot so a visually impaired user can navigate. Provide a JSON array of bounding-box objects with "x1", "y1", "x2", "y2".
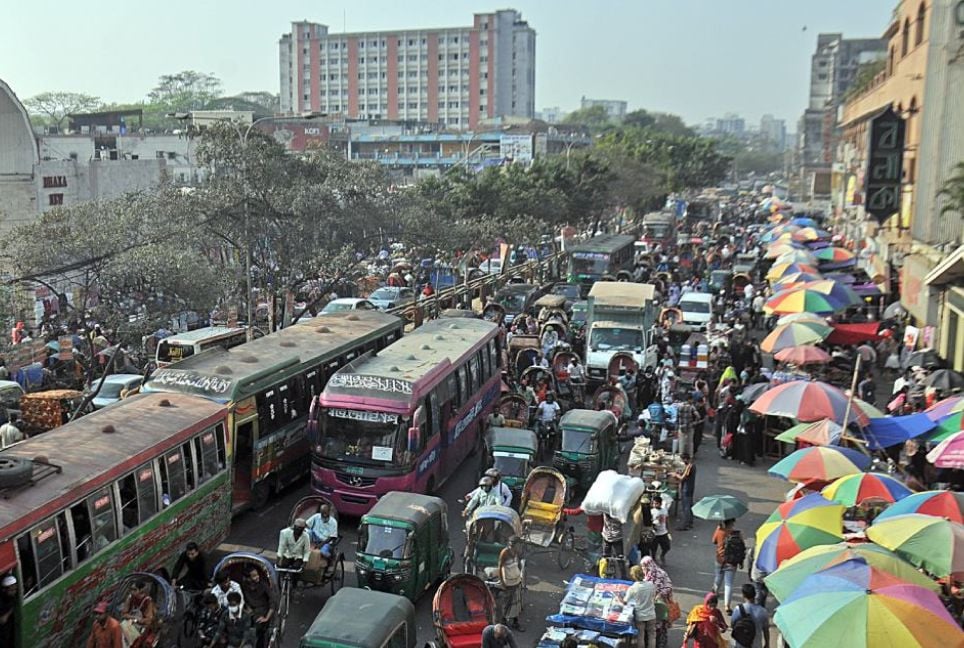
[{"x1": 24, "y1": 92, "x2": 102, "y2": 129}]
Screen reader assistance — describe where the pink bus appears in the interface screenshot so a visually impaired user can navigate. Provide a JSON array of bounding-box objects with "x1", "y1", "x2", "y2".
[{"x1": 307, "y1": 318, "x2": 502, "y2": 515}]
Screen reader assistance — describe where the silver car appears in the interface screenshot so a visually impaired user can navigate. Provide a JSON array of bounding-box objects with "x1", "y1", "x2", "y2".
[{"x1": 368, "y1": 287, "x2": 416, "y2": 310}]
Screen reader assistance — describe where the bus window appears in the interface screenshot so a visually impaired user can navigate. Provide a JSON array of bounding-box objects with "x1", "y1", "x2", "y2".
[
  {"x1": 136, "y1": 464, "x2": 158, "y2": 522},
  {"x1": 199, "y1": 331, "x2": 246, "y2": 354},
  {"x1": 24, "y1": 515, "x2": 70, "y2": 594},
  {"x1": 214, "y1": 423, "x2": 227, "y2": 469},
  {"x1": 69, "y1": 501, "x2": 93, "y2": 564},
  {"x1": 195, "y1": 429, "x2": 221, "y2": 483},
  {"x1": 305, "y1": 368, "x2": 323, "y2": 403},
  {"x1": 469, "y1": 357, "x2": 480, "y2": 392},
  {"x1": 457, "y1": 366, "x2": 468, "y2": 408},
  {"x1": 256, "y1": 388, "x2": 281, "y2": 435},
  {"x1": 181, "y1": 442, "x2": 196, "y2": 491},
  {"x1": 160, "y1": 449, "x2": 187, "y2": 503},
  {"x1": 88, "y1": 488, "x2": 117, "y2": 553},
  {"x1": 445, "y1": 374, "x2": 458, "y2": 408},
  {"x1": 118, "y1": 474, "x2": 139, "y2": 532},
  {"x1": 489, "y1": 340, "x2": 499, "y2": 373},
  {"x1": 479, "y1": 348, "x2": 489, "y2": 381}
]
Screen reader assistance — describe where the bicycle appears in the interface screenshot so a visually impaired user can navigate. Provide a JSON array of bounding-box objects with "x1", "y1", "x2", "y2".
[
  {"x1": 274, "y1": 564, "x2": 304, "y2": 645},
  {"x1": 556, "y1": 525, "x2": 598, "y2": 572}
]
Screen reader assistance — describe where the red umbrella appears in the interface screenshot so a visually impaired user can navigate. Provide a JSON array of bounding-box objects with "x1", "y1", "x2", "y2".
[
  {"x1": 750, "y1": 381, "x2": 870, "y2": 426},
  {"x1": 774, "y1": 345, "x2": 832, "y2": 366}
]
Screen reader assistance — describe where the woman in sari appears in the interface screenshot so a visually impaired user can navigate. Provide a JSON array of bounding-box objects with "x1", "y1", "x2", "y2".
[{"x1": 682, "y1": 593, "x2": 727, "y2": 648}]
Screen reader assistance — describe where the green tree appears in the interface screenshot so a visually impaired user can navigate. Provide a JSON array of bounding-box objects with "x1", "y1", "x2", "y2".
[
  {"x1": 148, "y1": 70, "x2": 223, "y2": 110},
  {"x1": 24, "y1": 92, "x2": 102, "y2": 130},
  {"x1": 561, "y1": 105, "x2": 614, "y2": 131},
  {"x1": 623, "y1": 109, "x2": 655, "y2": 130},
  {"x1": 650, "y1": 112, "x2": 695, "y2": 137}
]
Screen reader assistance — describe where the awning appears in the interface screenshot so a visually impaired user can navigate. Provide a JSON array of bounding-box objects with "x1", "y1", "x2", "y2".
[
  {"x1": 860, "y1": 413, "x2": 937, "y2": 450},
  {"x1": 925, "y1": 244, "x2": 964, "y2": 286},
  {"x1": 825, "y1": 322, "x2": 880, "y2": 345}
]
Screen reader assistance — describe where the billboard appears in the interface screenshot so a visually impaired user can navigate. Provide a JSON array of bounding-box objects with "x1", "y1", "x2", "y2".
[{"x1": 499, "y1": 134, "x2": 533, "y2": 163}]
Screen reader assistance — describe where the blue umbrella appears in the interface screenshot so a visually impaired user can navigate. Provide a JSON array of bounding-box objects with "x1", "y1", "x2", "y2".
[
  {"x1": 45, "y1": 341, "x2": 60, "y2": 352},
  {"x1": 791, "y1": 217, "x2": 818, "y2": 227},
  {"x1": 860, "y1": 413, "x2": 936, "y2": 450}
]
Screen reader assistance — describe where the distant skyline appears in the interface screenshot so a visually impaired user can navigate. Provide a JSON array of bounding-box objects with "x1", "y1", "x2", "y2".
[{"x1": 2, "y1": 0, "x2": 890, "y2": 125}]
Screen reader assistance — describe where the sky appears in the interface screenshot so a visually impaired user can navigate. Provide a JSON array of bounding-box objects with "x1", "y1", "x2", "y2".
[{"x1": 2, "y1": 0, "x2": 891, "y2": 127}]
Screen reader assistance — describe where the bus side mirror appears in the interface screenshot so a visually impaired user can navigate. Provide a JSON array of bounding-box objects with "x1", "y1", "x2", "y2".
[
  {"x1": 407, "y1": 426, "x2": 420, "y2": 453},
  {"x1": 306, "y1": 399, "x2": 319, "y2": 444}
]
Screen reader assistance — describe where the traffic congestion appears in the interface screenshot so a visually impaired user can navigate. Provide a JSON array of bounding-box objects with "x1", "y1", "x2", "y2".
[{"x1": 1, "y1": 191, "x2": 963, "y2": 648}]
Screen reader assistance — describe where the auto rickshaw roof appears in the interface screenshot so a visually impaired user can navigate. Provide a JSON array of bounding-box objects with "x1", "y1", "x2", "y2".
[
  {"x1": 302, "y1": 587, "x2": 415, "y2": 648},
  {"x1": 486, "y1": 426, "x2": 538, "y2": 453},
  {"x1": 560, "y1": 409, "x2": 614, "y2": 431},
  {"x1": 363, "y1": 491, "x2": 447, "y2": 527},
  {"x1": 534, "y1": 294, "x2": 567, "y2": 309}
]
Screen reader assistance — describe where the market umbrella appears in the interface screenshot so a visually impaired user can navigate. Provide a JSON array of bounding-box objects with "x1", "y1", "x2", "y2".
[
  {"x1": 754, "y1": 493, "x2": 845, "y2": 573},
  {"x1": 924, "y1": 395, "x2": 964, "y2": 421},
  {"x1": 926, "y1": 411, "x2": 963, "y2": 442},
  {"x1": 852, "y1": 397, "x2": 888, "y2": 420},
  {"x1": 750, "y1": 381, "x2": 871, "y2": 427},
  {"x1": 866, "y1": 514, "x2": 964, "y2": 579},
  {"x1": 926, "y1": 430, "x2": 964, "y2": 469},
  {"x1": 764, "y1": 542, "x2": 941, "y2": 602},
  {"x1": 766, "y1": 261, "x2": 820, "y2": 281},
  {"x1": 760, "y1": 321, "x2": 832, "y2": 353},
  {"x1": 691, "y1": 495, "x2": 749, "y2": 521},
  {"x1": 772, "y1": 559, "x2": 959, "y2": 648},
  {"x1": 798, "y1": 279, "x2": 863, "y2": 309},
  {"x1": 765, "y1": 242, "x2": 807, "y2": 259},
  {"x1": 740, "y1": 382, "x2": 772, "y2": 404},
  {"x1": 774, "y1": 345, "x2": 831, "y2": 366},
  {"x1": 44, "y1": 341, "x2": 60, "y2": 352},
  {"x1": 875, "y1": 490, "x2": 964, "y2": 524},
  {"x1": 768, "y1": 446, "x2": 870, "y2": 484},
  {"x1": 791, "y1": 216, "x2": 819, "y2": 227},
  {"x1": 774, "y1": 419, "x2": 844, "y2": 446},
  {"x1": 814, "y1": 246, "x2": 856, "y2": 264},
  {"x1": 774, "y1": 270, "x2": 824, "y2": 287},
  {"x1": 776, "y1": 312, "x2": 827, "y2": 326},
  {"x1": 774, "y1": 250, "x2": 819, "y2": 266},
  {"x1": 902, "y1": 348, "x2": 944, "y2": 370},
  {"x1": 792, "y1": 227, "x2": 831, "y2": 242},
  {"x1": 923, "y1": 369, "x2": 964, "y2": 392},
  {"x1": 821, "y1": 473, "x2": 913, "y2": 507},
  {"x1": 764, "y1": 287, "x2": 848, "y2": 315}
]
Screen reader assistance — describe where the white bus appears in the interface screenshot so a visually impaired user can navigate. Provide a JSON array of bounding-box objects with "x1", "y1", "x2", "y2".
[{"x1": 155, "y1": 326, "x2": 249, "y2": 368}]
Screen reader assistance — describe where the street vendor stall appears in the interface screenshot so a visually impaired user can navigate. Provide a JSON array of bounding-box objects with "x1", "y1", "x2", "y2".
[{"x1": 539, "y1": 574, "x2": 637, "y2": 647}]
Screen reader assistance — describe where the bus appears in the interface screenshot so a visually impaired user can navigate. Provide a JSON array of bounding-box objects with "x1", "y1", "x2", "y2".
[
  {"x1": 155, "y1": 325, "x2": 249, "y2": 368},
  {"x1": 308, "y1": 318, "x2": 502, "y2": 515},
  {"x1": 566, "y1": 234, "x2": 637, "y2": 297},
  {"x1": 143, "y1": 311, "x2": 404, "y2": 511},
  {"x1": 0, "y1": 392, "x2": 230, "y2": 648}
]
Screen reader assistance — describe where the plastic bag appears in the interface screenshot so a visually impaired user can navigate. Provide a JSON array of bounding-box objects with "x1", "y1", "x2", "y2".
[{"x1": 580, "y1": 470, "x2": 646, "y2": 523}]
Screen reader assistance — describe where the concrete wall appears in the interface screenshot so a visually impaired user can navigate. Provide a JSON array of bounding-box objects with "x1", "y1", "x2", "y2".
[{"x1": 88, "y1": 159, "x2": 168, "y2": 201}]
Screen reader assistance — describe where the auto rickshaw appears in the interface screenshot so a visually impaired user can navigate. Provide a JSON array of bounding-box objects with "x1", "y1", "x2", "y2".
[
  {"x1": 708, "y1": 269, "x2": 731, "y2": 292},
  {"x1": 482, "y1": 426, "x2": 538, "y2": 505},
  {"x1": 534, "y1": 294, "x2": 568, "y2": 326},
  {"x1": 429, "y1": 574, "x2": 497, "y2": 648},
  {"x1": 300, "y1": 587, "x2": 416, "y2": 648},
  {"x1": 481, "y1": 303, "x2": 506, "y2": 325},
  {"x1": 520, "y1": 467, "x2": 568, "y2": 548},
  {"x1": 552, "y1": 409, "x2": 619, "y2": 492},
  {"x1": 355, "y1": 491, "x2": 453, "y2": 601},
  {"x1": 288, "y1": 495, "x2": 346, "y2": 594},
  {"x1": 106, "y1": 572, "x2": 187, "y2": 648},
  {"x1": 463, "y1": 505, "x2": 525, "y2": 576}
]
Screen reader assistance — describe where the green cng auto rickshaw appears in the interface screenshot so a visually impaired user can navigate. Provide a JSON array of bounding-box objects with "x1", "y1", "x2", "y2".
[
  {"x1": 552, "y1": 409, "x2": 619, "y2": 491},
  {"x1": 482, "y1": 426, "x2": 538, "y2": 507},
  {"x1": 300, "y1": 587, "x2": 416, "y2": 648},
  {"x1": 355, "y1": 491, "x2": 453, "y2": 601}
]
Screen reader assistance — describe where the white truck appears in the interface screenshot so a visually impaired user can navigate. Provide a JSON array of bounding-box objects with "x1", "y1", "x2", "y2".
[{"x1": 584, "y1": 282, "x2": 660, "y2": 382}]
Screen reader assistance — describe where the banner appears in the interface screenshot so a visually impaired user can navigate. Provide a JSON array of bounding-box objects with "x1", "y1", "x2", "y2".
[{"x1": 903, "y1": 325, "x2": 919, "y2": 350}]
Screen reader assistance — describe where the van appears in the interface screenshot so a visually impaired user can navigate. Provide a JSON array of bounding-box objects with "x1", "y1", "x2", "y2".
[{"x1": 678, "y1": 292, "x2": 714, "y2": 331}]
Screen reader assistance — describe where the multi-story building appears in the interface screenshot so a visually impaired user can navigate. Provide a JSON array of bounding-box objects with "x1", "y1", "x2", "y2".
[
  {"x1": 797, "y1": 33, "x2": 886, "y2": 199},
  {"x1": 538, "y1": 106, "x2": 564, "y2": 124},
  {"x1": 579, "y1": 97, "x2": 627, "y2": 121},
  {"x1": 759, "y1": 114, "x2": 788, "y2": 151},
  {"x1": 834, "y1": 0, "x2": 964, "y2": 370},
  {"x1": 715, "y1": 113, "x2": 746, "y2": 135},
  {"x1": 278, "y1": 9, "x2": 536, "y2": 129}
]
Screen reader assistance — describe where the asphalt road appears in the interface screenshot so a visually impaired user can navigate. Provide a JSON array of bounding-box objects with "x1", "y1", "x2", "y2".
[{"x1": 226, "y1": 427, "x2": 790, "y2": 647}]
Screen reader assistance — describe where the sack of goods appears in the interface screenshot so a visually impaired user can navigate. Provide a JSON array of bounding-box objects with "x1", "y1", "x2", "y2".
[
  {"x1": 627, "y1": 436, "x2": 651, "y2": 472},
  {"x1": 580, "y1": 470, "x2": 645, "y2": 523}
]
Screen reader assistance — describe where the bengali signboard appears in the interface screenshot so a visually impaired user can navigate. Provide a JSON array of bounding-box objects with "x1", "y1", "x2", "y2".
[
  {"x1": 499, "y1": 134, "x2": 533, "y2": 163},
  {"x1": 864, "y1": 106, "x2": 906, "y2": 225}
]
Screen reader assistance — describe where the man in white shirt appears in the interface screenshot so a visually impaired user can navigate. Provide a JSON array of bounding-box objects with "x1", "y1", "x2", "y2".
[
  {"x1": 624, "y1": 565, "x2": 657, "y2": 648},
  {"x1": 485, "y1": 468, "x2": 513, "y2": 508},
  {"x1": 743, "y1": 282, "x2": 755, "y2": 304},
  {"x1": 211, "y1": 571, "x2": 244, "y2": 609},
  {"x1": 0, "y1": 415, "x2": 23, "y2": 449},
  {"x1": 277, "y1": 519, "x2": 311, "y2": 569},
  {"x1": 305, "y1": 504, "x2": 338, "y2": 556},
  {"x1": 537, "y1": 394, "x2": 561, "y2": 425}
]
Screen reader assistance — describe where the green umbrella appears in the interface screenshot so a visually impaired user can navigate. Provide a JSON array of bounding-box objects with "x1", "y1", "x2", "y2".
[
  {"x1": 764, "y1": 542, "x2": 940, "y2": 602},
  {"x1": 691, "y1": 495, "x2": 749, "y2": 521}
]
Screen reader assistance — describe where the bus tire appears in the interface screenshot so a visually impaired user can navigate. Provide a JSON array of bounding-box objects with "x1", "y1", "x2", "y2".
[
  {"x1": 251, "y1": 481, "x2": 272, "y2": 510},
  {"x1": 0, "y1": 457, "x2": 33, "y2": 489}
]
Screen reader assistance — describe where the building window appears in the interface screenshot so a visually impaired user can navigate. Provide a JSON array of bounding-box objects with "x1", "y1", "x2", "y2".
[
  {"x1": 915, "y1": 3, "x2": 926, "y2": 45},
  {"x1": 817, "y1": 73, "x2": 828, "y2": 80},
  {"x1": 408, "y1": 39, "x2": 415, "y2": 46},
  {"x1": 902, "y1": 18, "x2": 910, "y2": 56},
  {"x1": 888, "y1": 46, "x2": 895, "y2": 75},
  {"x1": 319, "y1": 58, "x2": 325, "y2": 65},
  {"x1": 48, "y1": 193, "x2": 64, "y2": 206},
  {"x1": 452, "y1": 53, "x2": 459, "y2": 60}
]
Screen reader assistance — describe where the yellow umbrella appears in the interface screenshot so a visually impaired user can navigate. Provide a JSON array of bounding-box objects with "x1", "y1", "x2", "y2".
[{"x1": 766, "y1": 262, "x2": 819, "y2": 281}]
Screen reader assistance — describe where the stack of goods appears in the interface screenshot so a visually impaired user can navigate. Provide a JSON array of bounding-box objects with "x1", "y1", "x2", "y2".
[{"x1": 542, "y1": 574, "x2": 637, "y2": 644}]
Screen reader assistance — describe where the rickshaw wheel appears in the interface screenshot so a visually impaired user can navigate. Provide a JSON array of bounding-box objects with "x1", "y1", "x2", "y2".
[
  {"x1": 556, "y1": 530, "x2": 575, "y2": 570},
  {"x1": 330, "y1": 554, "x2": 345, "y2": 596}
]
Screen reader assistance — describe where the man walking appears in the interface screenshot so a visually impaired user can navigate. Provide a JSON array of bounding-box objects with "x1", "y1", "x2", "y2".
[
  {"x1": 730, "y1": 583, "x2": 770, "y2": 648},
  {"x1": 671, "y1": 454, "x2": 696, "y2": 531},
  {"x1": 674, "y1": 392, "x2": 698, "y2": 457}
]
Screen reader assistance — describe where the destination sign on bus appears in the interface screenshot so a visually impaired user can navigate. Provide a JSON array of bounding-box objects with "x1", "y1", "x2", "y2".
[
  {"x1": 328, "y1": 373, "x2": 413, "y2": 395},
  {"x1": 329, "y1": 408, "x2": 399, "y2": 424},
  {"x1": 572, "y1": 252, "x2": 610, "y2": 261},
  {"x1": 149, "y1": 369, "x2": 233, "y2": 396}
]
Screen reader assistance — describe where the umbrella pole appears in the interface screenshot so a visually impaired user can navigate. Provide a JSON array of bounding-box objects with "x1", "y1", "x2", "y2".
[{"x1": 839, "y1": 354, "x2": 867, "y2": 452}]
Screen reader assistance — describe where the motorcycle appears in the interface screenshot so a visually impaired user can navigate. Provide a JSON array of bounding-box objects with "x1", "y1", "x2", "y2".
[{"x1": 535, "y1": 418, "x2": 559, "y2": 460}]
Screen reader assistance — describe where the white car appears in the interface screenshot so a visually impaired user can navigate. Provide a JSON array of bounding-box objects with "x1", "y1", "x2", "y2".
[
  {"x1": 92, "y1": 374, "x2": 144, "y2": 409},
  {"x1": 368, "y1": 287, "x2": 416, "y2": 310},
  {"x1": 319, "y1": 298, "x2": 377, "y2": 314},
  {"x1": 478, "y1": 258, "x2": 503, "y2": 275},
  {"x1": 678, "y1": 292, "x2": 715, "y2": 331}
]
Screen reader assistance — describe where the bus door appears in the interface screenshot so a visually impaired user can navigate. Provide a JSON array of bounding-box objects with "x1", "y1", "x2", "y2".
[{"x1": 232, "y1": 418, "x2": 257, "y2": 510}]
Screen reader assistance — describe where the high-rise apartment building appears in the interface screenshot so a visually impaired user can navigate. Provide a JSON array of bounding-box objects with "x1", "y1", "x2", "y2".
[
  {"x1": 579, "y1": 97, "x2": 627, "y2": 121},
  {"x1": 759, "y1": 114, "x2": 787, "y2": 150},
  {"x1": 279, "y1": 10, "x2": 536, "y2": 129}
]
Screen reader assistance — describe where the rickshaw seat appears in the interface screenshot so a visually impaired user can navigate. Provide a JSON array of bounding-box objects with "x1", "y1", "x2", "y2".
[{"x1": 445, "y1": 628, "x2": 485, "y2": 648}]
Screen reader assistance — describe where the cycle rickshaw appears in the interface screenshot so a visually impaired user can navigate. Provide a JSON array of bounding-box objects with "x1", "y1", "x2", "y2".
[
  {"x1": 429, "y1": 574, "x2": 497, "y2": 648},
  {"x1": 463, "y1": 505, "x2": 525, "y2": 576},
  {"x1": 105, "y1": 572, "x2": 186, "y2": 648},
  {"x1": 288, "y1": 495, "x2": 346, "y2": 596},
  {"x1": 212, "y1": 552, "x2": 284, "y2": 646},
  {"x1": 520, "y1": 467, "x2": 568, "y2": 549}
]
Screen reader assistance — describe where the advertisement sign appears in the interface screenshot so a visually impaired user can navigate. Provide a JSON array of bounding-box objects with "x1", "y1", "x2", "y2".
[
  {"x1": 499, "y1": 134, "x2": 533, "y2": 163},
  {"x1": 903, "y1": 325, "x2": 920, "y2": 351},
  {"x1": 864, "y1": 106, "x2": 906, "y2": 225}
]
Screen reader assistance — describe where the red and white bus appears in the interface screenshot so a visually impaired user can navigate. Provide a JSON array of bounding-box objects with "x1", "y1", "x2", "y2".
[{"x1": 308, "y1": 318, "x2": 502, "y2": 515}]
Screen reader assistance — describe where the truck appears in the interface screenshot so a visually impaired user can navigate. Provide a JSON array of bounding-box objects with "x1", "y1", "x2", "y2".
[
  {"x1": 584, "y1": 281, "x2": 659, "y2": 382},
  {"x1": 640, "y1": 211, "x2": 677, "y2": 248}
]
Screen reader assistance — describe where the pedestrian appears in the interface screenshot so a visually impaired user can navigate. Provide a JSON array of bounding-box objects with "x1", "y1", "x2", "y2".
[
  {"x1": 858, "y1": 372, "x2": 876, "y2": 406},
  {"x1": 214, "y1": 591, "x2": 256, "y2": 648},
  {"x1": 494, "y1": 537, "x2": 525, "y2": 631},
  {"x1": 674, "y1": 391, "x2": 698, "y2": 457},
  {"x1": 682, "y1": 593, "x2": 728, "y2": 648},
  {"x1": 671, "y1": 454, "x2": 696, "y2": 530},
  {"x1": 650, "y1": 495, "x2": 671, "y2": 564},
  {"x1": 87, "y1": 600, "x2": 123, "y2": 648},
  {"x1": 601, "y1": 513, "x2": 627, "y2": 578},
  {"x1": 241, "y1": 565, "x2": 276, "y2": 648},
  {"x1": 730, "y1": 583, "x2": 770, "y2": 648},
  {"x1": 0, "y1": 413, "x2": 23, "y2": 450},
  {"x1": 623, "y1": 565, "x2": 657, "y2": 648},
  {"x1": 711, "y1": 519, "x2": 746, "y2": 613},
  {"x1": 0, "y1": 574, "x2": 17, "y2": 647},
  {"x1": 481, "y1": 623, "x2": 518, "y2": 648},
  {"x1": 640, "y1": 556, "x2": 674, "y2": 648}
]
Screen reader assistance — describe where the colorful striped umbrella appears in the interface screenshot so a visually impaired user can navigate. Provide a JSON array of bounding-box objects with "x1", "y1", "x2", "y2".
[
  {"x1": 764, "y1": 286, "x2": 850, "y2": 315},
  {"x1": 924, "y1": 395, "x2": 964, "y2": 422},
  {"x1": 814, "y1": 246, "x2": 857, "y2": 266},
  {"x1": 776, "y1": 312, "x2": 828, "y2": 326},
  {"x1": 821, "y1": 473, "x2": 913, "y2": 507},
  {"x1": 766, "y1": 261, "x2": 820, "y2": 281},
  {"x1": 925, "y1": 430, "x2": 964, "y2": 469},
  {"x1": 798, "y1": 279, "x2": 863, "y2": 309},
  {"x1": 792, "y1": 227, "x2": 832, "y2": 242},
  {"x1": 750, "y1": 381, "x2": 871, "y2": 426},
  {"x1": 755, "y1": 493, "x2": 844, "y2": 573},
  {"x1": 773, "y1": 559, "x2": 960, "y2": 648},
  {"x1": 760, "y1": 224, "x2": 801, "y2": 243},
  {"x1": 875, "y1": 490, "x2": 964, "y2": 524},
  {"x1": 774, "y1": 250, "x2": 819, "y2": 267},
  {"x1": 765, "y1": 542, "x2": 940, "y2": 602},
  {"x1": 866, "y1": 514, "x2": 964, "y2": 579},
  {"x1": 926, "y1": 411, "x2": 963, "y2": 442},
  {"x1": 765, "y1": 242, "x2": 807, "y2": 259},
  {"x1": 760, "y1": 321, "x2": 832, "y2": 353},
  {"x1": 791, "y1": 216, "x2": 819, "y2": 227},
  {"x1": 773, "y1": 271, "x2": 824, "y2": 288},
  {"x1": 774, "y1": 419, "x2": 844, "y2": 446},
  {"x1": 768, "y1": 446, "x2": 871, "y2": 484},
  {"x1": 774, "y1": 345, "x2": 832, "y2": 366}
]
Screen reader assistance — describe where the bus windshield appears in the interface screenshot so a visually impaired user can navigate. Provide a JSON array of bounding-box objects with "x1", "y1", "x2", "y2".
[
  {"x1": 570, "y1": 254, "x2": 610, "y2": 276},
  {"x1": 590, "y1": 328, "x2": 642, "y2": 351},
  {"x1": 156, "y1": 341, "x2": 194, "y2": 365},
  {"x1": 320, "y1": 409, "x2": 404, "y2": 465}
]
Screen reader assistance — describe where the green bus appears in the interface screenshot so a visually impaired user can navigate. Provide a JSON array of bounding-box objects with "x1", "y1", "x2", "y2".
[
  {"x1": 143, "y1": 311, "x2": 404, "y2": 511},
  {"x1": 566, "y1": 234, "x2": 637, "y2": 297},
  {"x1": 0, "y1": 392, "x2": 230, "y2": 648}
]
